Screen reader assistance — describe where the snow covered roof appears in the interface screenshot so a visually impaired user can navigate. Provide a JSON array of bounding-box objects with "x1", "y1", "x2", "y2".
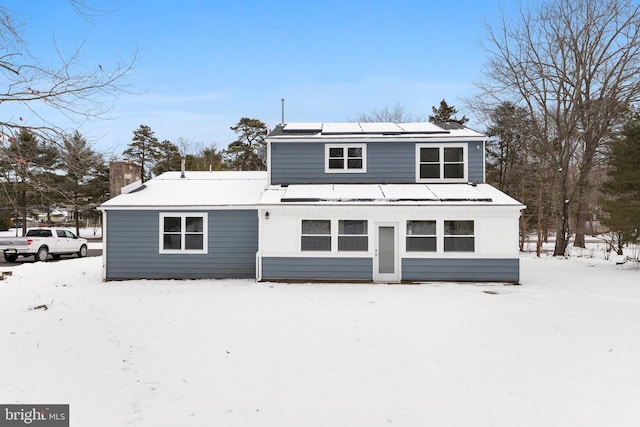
[
  {"x1": 258, "y1": 183, "x2": 524, "y2": 206},
  {"x1": 100, "y1": 171, "x2": 523, "y2": 209},
  {"x1": 100, "y1": 171, "x2": 268, "y2": 209},
  {"x1": 268, "y1": 122, "x2": 484, "y2": 140}
]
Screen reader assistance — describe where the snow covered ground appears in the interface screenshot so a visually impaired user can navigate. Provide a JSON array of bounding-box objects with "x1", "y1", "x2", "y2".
[{"x1": 1, "y1": 254, "x2": 638, "y2": 426}]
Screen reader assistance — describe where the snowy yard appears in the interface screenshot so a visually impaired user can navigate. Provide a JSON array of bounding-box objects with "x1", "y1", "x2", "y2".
[{"x1": 1, "y1": 254, "x2": 638, "y2": 426}]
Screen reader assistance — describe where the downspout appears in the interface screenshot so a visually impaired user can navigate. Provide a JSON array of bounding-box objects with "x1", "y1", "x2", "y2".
[
  {"x1": 256, "y1": 208, "x2": 263, "y2": 281},
  {"x1": 266, "y1": 141, "x2": 272, "y2": 186},
  {"x1": 101, "y1": 209, "x2": 108, "y2": 281},
  {"x1": 482, "y1": 138, "x2": 487, "y2": 183}
]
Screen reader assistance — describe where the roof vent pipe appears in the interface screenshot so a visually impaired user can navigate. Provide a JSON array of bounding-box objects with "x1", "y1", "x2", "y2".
[
  {"x1": 180, "y1": 157, "x2": 186, "y2": 178},
  {"x1": 281, "y1": 98, "x2": 285, "y2": 124}
]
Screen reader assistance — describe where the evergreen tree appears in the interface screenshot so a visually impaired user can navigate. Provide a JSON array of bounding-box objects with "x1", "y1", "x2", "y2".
[
  {"x1": 223, "y1": 118, "x2": 267, "y2": 171},
  {"x1": 59, "y1": 130, "x2": 103, "y2": 235},
  {"x1": 428, "y1": 99, "x2": 469, "y2": 125},
  {"x1": 485, "y1": 101, "x2": 533, "y2": 192},
  {"x1": 152, "y1": 140, "x2": 182, "y2": 175},
  {"x1": 485, "y1": 101, "x2": 551, "y2": 254},
  {"x1": 186, "y1": 145, "x2": 225, "y2": 171},
  {"x1": 123, "y1": 125, "x2": 161, "y2": 182},
  {"x1": 0, "y1": 129, "x2": 58, "y2": 233},
  {"x1": 84, "y1": 160, "x2": 110, "y2": 231},
  {"x1": 600, "y1": 112, "x2": 640, "y2": 249}
]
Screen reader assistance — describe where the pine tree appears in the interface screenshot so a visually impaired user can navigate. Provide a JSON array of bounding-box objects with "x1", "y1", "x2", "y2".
[
  {"x1": 186, "y1": 145, "x2": 224, "y2": 171},
  {"x1": 59, "y1": 131, "x2": 102, "y2": 235},
  {"x1": 152, "y1": 140, "x2": 182, "y2": 176},
  {"x1": 428, "y1": 99, "x2": 469, "y2": 125},
  {"x1": 223, "y1": 118, "x2": 267, "y2": 171},
  {"x1": 1, "y1": 129, "x2": 59, "y2": 233},
  {"x1": 600, "y1": 112, "x2": 640, "y2": 249},
  {"x1": 123, "y1": 125, "x2": 161, "y2": 182}
]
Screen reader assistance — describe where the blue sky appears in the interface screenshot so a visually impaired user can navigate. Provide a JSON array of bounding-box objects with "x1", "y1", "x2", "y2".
[{"x1": 6, "y1": 0, "x2": 521, "y2": 156}]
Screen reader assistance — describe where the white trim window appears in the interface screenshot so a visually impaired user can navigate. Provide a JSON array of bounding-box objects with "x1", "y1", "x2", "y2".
[
  {"x1": 338, "y1": 220, "x2": 368, "y2": 251},
  {"x1": 416, "y1": 144, "x2": 467, "y2": 182},
  {"x1": 444, "y1": 220, "x2": 474, "y2": 252},
  {"x1": 406, "y1": 220, "x2": 436, "y2": 252},
  {"x1": 159, "y1": 213, "x2": 208, "y2": 254},
  {"x1": 325, "y1": 144, "x2": 367, "y2": 173},
  {"x1": 301, "y1": 220, "x2": 331, "y2": 251}
]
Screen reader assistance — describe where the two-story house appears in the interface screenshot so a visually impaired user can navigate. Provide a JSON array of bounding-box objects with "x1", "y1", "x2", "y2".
[{"x1": 100, "y1": 122, "x2": 524, "y2": 282}]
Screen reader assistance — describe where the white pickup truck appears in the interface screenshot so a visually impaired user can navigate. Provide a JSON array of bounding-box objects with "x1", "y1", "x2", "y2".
[{"x1": 0, "y1": 228, "x2": 88, "y2": 262}]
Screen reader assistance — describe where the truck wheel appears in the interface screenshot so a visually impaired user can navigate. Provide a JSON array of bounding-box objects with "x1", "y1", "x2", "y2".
[
  {"x1": 36, "y1": 246, "x2": 49, "y2": 262},
  {"x1": 3, "y1": 253, "x2": 18, "y2": 262},
  {"x1": 78, "y1": 245, "x2": 88, "y2": 258}
]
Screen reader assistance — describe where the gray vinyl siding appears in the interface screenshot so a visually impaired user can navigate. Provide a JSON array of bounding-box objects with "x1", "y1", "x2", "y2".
[
  {"x1": 270, "y1": 140, "x2": 485, "y2": 184},
  {"x1": 105, "y1": 209, "x2": 258, "y2": 280},
  {"x1": 270, "y1": 142, "x2": 324, "y2": 184},
  {"x1": 261, "y1": 257, "x2": 373, "y2": 281},
  {"x1": 402, "y1": 258, "x2": 519, "y2": 282},
  {"x1": 270, "y1": 141, "x2": 414, "y2": 184},
  {"x1": 467, "y1": 141, "x2": 484, "y2": 182}
]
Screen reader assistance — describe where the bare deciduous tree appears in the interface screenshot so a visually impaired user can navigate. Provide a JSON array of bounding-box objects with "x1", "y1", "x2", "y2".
[
  {"x1": 355, "y1": 104, "x2": 417, "y2": 123},
  {"x1": 0, "y1": 2, "x2": 135, "y2": 150},
  {"x1": 478, "y1": 0, "x2": 640, "y2": 255}
]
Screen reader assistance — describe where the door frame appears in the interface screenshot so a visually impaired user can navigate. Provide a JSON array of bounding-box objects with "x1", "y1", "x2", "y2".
[{"x1": 374, "y1": 222, "x2": 400, "y2": 282}]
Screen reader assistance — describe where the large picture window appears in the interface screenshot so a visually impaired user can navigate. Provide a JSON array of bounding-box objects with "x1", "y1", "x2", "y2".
[
  {"x1": 444, "y1": 220, "x2": 474, "y2": 252},
  {"x1": 338, "y1": 220, "x2": 368, "y2": 251},
  {"x1": 301, "y1": 220, "x2": 331, "y2": 251},
  {"x1": 416, "y1": 144, "x2": 466, "y2": 181},
  {"x1": 325, "y1": 144, "x2": 366, "y2": 173},
  {"x1": 159, "y1": 213, "x2": 207, "y2": 254},
  {"x1": 406, "y1": 220, "x2": 436, "y2": 252}
]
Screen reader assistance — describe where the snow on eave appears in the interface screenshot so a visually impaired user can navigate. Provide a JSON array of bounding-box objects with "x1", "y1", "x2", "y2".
[
  {"x1": 153, "y1": 171, "x2": 267, "y2": 181},
  {"x1": 121, "y1": 179, "x2": 143, "y2": 194},
  {"x1": 267, "y1": 122, "x2": 485, "y2": 142},
  {"x1": 100, "y1": 171, "x2": 268, "y2": 209}
]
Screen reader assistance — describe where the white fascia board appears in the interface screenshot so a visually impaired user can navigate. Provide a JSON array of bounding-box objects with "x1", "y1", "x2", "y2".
[
  {"x1": 258, "y1": 202, "x2": 525, "y2": 212},
  {"x1": 98, "y1": 205, "x2": 259, "y2": 211},
  {"x1": 266, "y1": 136, "x2": 484, "y2": 144}
]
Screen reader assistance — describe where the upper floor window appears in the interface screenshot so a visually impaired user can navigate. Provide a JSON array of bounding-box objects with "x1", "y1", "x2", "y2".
[
  {"x1": 325, "y1": 144, "x2": 367, "y2": 173},
  {"x1": 416, "y1": 144, "x2": 467, "y2": 182},
  {"x1": 159, "y1": 213, "x2": 208, "y2": 254}
]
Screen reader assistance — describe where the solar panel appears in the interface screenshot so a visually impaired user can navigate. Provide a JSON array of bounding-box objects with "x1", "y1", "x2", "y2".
[
  {"x1": 321, "y1": 123, "x2": 363, "y2": 134},
  {"x1": 359, "y1": 123, "x2": 403, "y2": 133},
  {"x1": 282, "y1": 123, "x2": 323, "y2": 131}
]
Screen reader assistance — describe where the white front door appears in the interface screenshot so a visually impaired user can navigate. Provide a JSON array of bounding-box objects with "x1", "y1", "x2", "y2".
[{"x1": 374, "y1": 223, "x2": 399, "y2": 282}]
